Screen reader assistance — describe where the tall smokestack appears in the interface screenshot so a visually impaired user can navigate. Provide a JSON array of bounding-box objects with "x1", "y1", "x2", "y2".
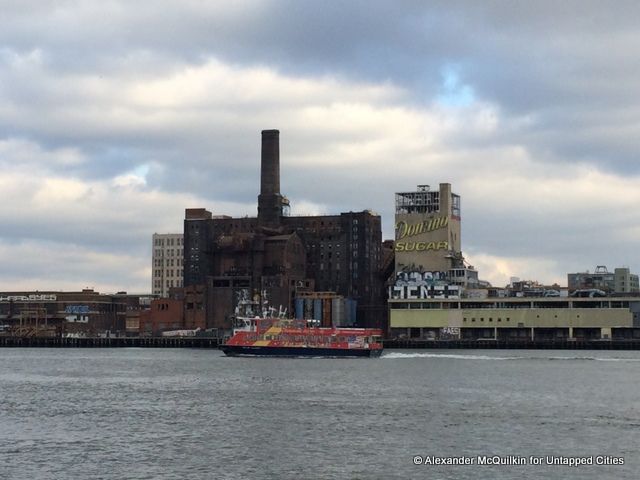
[
  {"x1": 258, "y1": 129, "x2": 283, "y2": 228},
  {"x1": 260, "y1": 129, "x2": 280, "y2": 195}
]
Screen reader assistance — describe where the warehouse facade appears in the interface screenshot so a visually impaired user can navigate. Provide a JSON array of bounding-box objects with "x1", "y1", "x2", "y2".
[{"x1": 184, "y1": 130, "x2": 384, "y2": 330}]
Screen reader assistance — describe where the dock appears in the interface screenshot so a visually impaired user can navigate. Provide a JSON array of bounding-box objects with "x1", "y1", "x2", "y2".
[
  {"x1": 0, "y1": 336, "x2": 220, "y2": 348},
  {"x1": 382, "y1": 338, "x2": 640, "y2": 350}
]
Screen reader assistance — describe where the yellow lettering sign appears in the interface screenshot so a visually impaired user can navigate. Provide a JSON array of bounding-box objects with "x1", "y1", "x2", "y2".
[
  {"x1": 395, "y1": 241, "x2": 450, "y2": 252},
  {"x1": 395, "y1": 216, "x2": 449, "y2": 240}
]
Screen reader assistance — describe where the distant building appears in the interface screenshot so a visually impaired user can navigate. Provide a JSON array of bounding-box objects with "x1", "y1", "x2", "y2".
[
  {"x1": 183, "y1": 130, "x2": 384, "y2": 329},
  {"x1": 615, "y1": 267, "x2": 639, "y2": 293},
  {"x1": 390, "y1": 183, "x2": 479, "y2": 304},
  {"x1": 567, "y1": 266, "x2": 639, "y2": 294},
  {"x1": 0, "y1": 289, "x2": 146, "y2": 337},
  {"x1": 139, "y1": 298, "x2": 184, "y2": 336},
  {"x1": 394, "y1": 183, "x2": 462, "y2": 273},
  {"x1": 152, "y1": 233, "x2": 184, "y2": 297}
]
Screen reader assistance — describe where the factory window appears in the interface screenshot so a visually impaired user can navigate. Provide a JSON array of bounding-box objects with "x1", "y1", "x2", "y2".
[
  {"x1": 463, "y1": 318, "x2": 467, "y2": 322},
  {"x1": 472, "y1": 318, "x2": 476, "y2": 322}
]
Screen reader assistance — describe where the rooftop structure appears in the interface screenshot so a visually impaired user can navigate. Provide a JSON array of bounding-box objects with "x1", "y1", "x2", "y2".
[
  {"x1": 568, "y1": 266, "x2": 639, "y2": 294},
  {"x1": 395, "y1": 184, "x2": 461, "y2": 217}
]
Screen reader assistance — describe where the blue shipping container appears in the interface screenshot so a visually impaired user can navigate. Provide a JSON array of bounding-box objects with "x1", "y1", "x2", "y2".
[
  {"x1": 295, "y1": 298, "x2": 304, "y2": 320},
  {"x1": 351, "y1": 299, "x2": 357, "y2": 326},
  {"x1": 313, "y1": 299, "x2": 323, "y2": 321}
]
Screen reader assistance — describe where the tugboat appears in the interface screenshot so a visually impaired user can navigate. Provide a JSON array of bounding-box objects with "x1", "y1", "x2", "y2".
[{"x1": 221, "y1": 316, "x2": 383, "y2": 358}]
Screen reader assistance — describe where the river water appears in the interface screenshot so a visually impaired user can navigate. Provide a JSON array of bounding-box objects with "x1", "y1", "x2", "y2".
[{"x1": 0, "y1": 348, "x2": 638, "y2": 479}]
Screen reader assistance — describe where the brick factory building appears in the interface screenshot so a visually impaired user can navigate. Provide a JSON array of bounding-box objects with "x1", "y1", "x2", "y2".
[{"x1": 184, "y1": 130, "x2": 385, "y2": 330}]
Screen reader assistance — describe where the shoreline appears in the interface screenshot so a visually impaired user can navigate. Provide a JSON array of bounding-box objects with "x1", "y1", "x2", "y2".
[{"x1": 1, "y1": 336, "x2": 640, "y2": 350}]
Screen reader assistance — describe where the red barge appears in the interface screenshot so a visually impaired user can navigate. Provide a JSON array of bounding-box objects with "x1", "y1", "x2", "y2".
[{"x1": 221, "y1": 317, "x2": 383, "y2": 358}]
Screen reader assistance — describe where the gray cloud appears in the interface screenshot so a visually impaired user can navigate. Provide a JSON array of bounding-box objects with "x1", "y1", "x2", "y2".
[{"x1": 2, "y1": 1, "x2": 640, "y2": 290}]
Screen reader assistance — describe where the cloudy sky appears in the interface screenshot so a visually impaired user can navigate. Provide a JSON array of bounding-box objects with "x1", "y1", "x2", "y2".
[{"x1": 2, "y1": 0, "x2": 640, "y2": 292}]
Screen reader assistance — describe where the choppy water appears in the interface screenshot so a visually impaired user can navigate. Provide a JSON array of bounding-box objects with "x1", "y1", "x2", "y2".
[{"x1": 0, "y1": 348, "x2": 638, "y2": 480}]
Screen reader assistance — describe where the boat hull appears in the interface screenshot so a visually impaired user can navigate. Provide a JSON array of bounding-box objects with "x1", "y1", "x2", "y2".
[{"x1": 221, "y1": 344, "x2": 383, "y2": 358}]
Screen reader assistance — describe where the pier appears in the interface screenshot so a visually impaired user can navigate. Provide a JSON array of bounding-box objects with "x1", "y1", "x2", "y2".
[
  {"x1": 0, "y1": 336, "x2": 220, "y2": 348},
  {"x1": 382, "y1": 338, "x2": 640, "y2": 350}
]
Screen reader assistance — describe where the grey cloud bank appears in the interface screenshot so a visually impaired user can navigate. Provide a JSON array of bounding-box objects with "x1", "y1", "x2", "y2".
[{"x1": 1, "y1": 0, "x2": 639, "y2": 291}]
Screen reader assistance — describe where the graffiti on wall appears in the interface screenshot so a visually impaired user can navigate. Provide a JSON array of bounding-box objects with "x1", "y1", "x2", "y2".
[
  {"x1": 390, "y1": 266, "x2": 460, "y2": 299},
  {"x1": 394, "y1": 268, "x2": 448, "y2": 285},
  {"x1": 0, "y1": 294, "x2": 57, "y2": 301},
  {"x1": 65, "y1": 305, "x2": 90, "y2": 314},
  {"x1": 389, "y1": 283, "x2": 460, "y2": 300},
  {"x1": 440, "y1": 327, "x2": 460, "y2": 339}
]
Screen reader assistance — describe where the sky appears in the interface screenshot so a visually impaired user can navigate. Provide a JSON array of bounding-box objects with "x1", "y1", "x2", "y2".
[{"x1": 2, "y1": 0, "x2": 640, "y2": 293}]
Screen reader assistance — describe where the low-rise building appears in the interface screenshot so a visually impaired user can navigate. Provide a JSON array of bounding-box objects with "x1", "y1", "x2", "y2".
[
  {"x1": 389, "y1": 296, "x2": 640, "y2": 340},
  {"x1": 139, "y1": 298, "x2": 184, "y2": 336},
  {"x1": 0, "y1": 289, "x2": 146, "y2": 337},
  {"x1": 568, "y1": 265, "x2": 639, "y2": 294}
]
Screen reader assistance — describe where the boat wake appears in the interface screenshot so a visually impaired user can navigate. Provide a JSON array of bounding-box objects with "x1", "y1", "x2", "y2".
[
  {"x1": 381, "y1": 352, "x2": 521, "y2": 361},
  {"x1": 381, "y1": 352, "x2": 640, "y2": 362}
]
